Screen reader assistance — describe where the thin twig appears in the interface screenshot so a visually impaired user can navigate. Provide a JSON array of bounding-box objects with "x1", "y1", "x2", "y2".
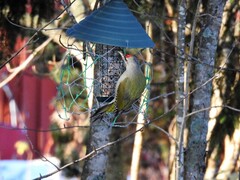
[
  {"x1": 33, "y1": 125, "x2": 146, "y2": 180},
  {"x1": 0, "y1": 38, "x2": 52, "y2": 88},
  {"x1": 148, "y1": 91, "x2": 175, "y2": 102},
  {"x1": 150, "y1": 123, "x2": 178, "y2": 142},
  {"x1": 0, "y1": 0, "x2": 76, "y2": 70},
  {"x1": 60, "y1": 0, "x2": 77, "y2": 24},
  {"x1": 177, "y1": 0, "x2": 202, "y2": 174},
  {"x1": 186, "y1": 105, "x2": 240, "y2": 117}
]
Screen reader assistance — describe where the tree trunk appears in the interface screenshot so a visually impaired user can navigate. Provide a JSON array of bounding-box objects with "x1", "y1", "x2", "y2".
[
  {"x1": 205, "y1": 1, "x2": 240, "y2": 178},
  {"x1": 81, "y1": 119, "x2": 112, "y2": 179},
  {"x1": 184, "y1": 0, "x2": 227, "y2": 179},
  {"x1": 175, "y1": 0, "x2": 186, "y2": 179},
  {"x1": 106, "y1": 127, "x2": 125, "y2": 180}
]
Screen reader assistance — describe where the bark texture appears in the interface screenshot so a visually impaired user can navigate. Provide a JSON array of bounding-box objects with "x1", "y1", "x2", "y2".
[
  {"x1": 175, "y1": 1, "x2": 186, "y2": 179},
  {"x1": 184, "y1": 0, "x2": 227, "y2": 179},
  {"x1": 81, "y1": 120, "x2": 112, "y2": 179}
]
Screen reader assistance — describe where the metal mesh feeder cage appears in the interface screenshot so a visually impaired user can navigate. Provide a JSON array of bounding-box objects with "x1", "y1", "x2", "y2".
[
  {"x1": 66, "y1": 0, "x2": 154, "y2": 102},
  {"x1": 94, "y1": 45, "x2": 125, "y2": 102}
]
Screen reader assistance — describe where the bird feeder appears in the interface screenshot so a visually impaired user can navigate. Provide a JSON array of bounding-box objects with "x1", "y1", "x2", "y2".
[{"x1": 66, "y1": 0, "x2": 154, "y2": 102}]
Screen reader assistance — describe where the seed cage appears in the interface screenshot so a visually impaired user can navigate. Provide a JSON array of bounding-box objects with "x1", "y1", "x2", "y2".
[{"x1": 94, "y1": 45, "x2": 125, "y2": 102}]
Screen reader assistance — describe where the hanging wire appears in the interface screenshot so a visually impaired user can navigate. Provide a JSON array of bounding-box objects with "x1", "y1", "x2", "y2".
[
  {"x1": 56, "y1": 52, "x2": 91, "y2": 120},
  {"x1": 56, "y1": 45, "x2": 149, "y2": 126}
]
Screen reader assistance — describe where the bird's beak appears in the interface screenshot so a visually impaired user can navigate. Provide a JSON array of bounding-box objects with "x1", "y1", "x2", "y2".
[{"x1": 118, "y1": 51, "x2": 127, "y2": 64}]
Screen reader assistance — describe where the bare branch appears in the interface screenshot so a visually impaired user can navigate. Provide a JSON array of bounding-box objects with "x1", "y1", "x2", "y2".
[
  {"x1": 32, "y1": 125, "x2": 146, "y2": 180},
  {"x1": 150, "y1": 123, "x2": 178, "y2": 142},
  {"x1": 0, "y1": 38, "x2": 52, "y2": 88},
  {"x1": 60, "y1": 0, "x2": 77, "y2": 24},
  {"x1": 186, "y1": 105, "x2": 240, "y2": 118},
  {"x1": 0, "y1": 0, "x2": 76, "y2": 70}
]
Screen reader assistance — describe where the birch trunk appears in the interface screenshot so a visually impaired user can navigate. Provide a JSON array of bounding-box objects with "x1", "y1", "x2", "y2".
[{"x1": 175, "y1": 1, "x2": 186, "y2": 179}]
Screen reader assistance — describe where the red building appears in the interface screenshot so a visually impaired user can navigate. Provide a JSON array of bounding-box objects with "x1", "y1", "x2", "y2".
[{"x1": 0, "y1": 36, "x2": 57, "y2": 159}]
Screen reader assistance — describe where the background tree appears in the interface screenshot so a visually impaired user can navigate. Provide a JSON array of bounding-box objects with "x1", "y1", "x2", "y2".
[
  {"x1": 0, "y1": 0, "x2": 239, "y2": 179},
  {"x1": 184, "y1": 0, "x2": 227, "y2": 179}
]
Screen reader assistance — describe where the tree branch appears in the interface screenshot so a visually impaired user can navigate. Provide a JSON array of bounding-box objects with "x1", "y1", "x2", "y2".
[
  {"x1": 0, "y1": 38, "x2": 52, "y2": 88},
  {"x1": 33, "y1": 125, "x2": 146, "y2": 180},
  {"x1": 0, "y1": 0, "x2": 76, "y2": 70}
]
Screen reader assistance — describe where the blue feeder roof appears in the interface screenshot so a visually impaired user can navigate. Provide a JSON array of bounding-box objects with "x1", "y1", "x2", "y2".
[{"x1": 66, "y1": 0, "x2": 154, "y2": 48}]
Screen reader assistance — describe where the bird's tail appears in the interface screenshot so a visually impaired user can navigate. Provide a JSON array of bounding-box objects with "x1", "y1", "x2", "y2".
[{"x1": 91, "y1": 102, "x2": 115, "y2": 119}]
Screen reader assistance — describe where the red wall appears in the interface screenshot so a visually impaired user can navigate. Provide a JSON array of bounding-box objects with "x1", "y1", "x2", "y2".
[{"x1": 0, "y1": 69, "x2": 56, "y2": 159}]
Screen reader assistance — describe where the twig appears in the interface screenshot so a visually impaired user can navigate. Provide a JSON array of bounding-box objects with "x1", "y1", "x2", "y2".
[
  {"x1": 0, "y1": 38, "x2": 52, "y2": 88},
  {"x1": 0, "y1": 0, "x2": 76, "y2": 70},
  {"x1": 186, "y1": 105, "x2": 240, "y2": 117},
  {"x1": 0, "y1": 124, "x2": 90, "y2": 132},
  {"x1": 148, "y1": 91, "x2": 175, "y2": 102},
  {"x1": 33, "y1": 125, "x2": 146, "y2": 179},
  {"x1": 150, "y1": 123, "x2": 178, "y2": 142},
  {"x1": 177, "y1": 0, "x2": 202, "y2": 176},
  {"x1": 60, "y1": 0, "x2": 77, "y2": 24}
]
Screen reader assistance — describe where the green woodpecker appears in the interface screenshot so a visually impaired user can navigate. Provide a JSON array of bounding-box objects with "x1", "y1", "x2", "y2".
[{"x1": 91, "y1": 52, "x2": 146, "y2": 120}]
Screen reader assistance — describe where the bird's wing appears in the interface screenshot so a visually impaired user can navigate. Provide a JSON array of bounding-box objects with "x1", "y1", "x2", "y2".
[
  {"x1": 91, "y1": 101, "x2": 115, "y2": 119},
  {"x1": 115, "y1": 77, "x2": 131, "y2": 111}
]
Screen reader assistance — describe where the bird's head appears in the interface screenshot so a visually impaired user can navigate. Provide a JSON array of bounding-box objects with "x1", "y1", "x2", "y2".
[
  {"x1": 125, "y1": 54, "x2": 140, "y2": 68},
  {"x1": 118, "y1": 51, "x2": 139, "y2": 68}
]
